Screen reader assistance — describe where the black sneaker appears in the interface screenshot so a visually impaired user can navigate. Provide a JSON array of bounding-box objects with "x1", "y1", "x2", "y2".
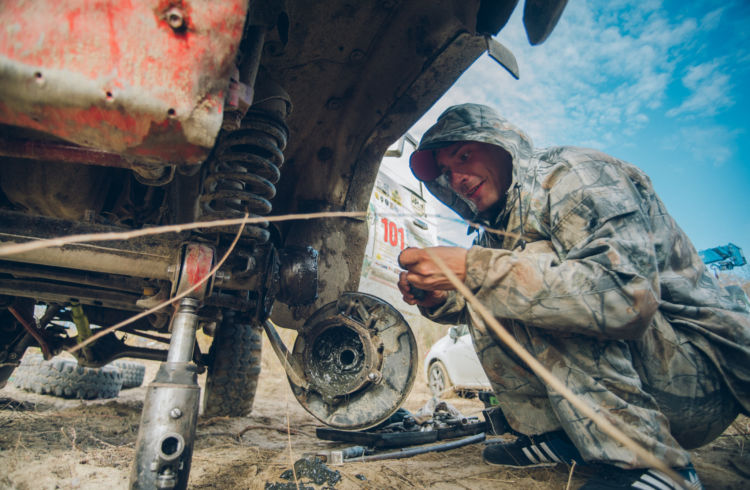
[
  {"x1": 580, "y1": 463, "x2": 703, "y2": 489},
  {"x1": 482, "y1": 430, "x2": 586, "y2": 468}
]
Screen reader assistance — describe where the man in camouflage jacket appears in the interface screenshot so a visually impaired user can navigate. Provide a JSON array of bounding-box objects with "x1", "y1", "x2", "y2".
[{"x1": 398, "y1": 103, "x2": 750, "y2": 488}]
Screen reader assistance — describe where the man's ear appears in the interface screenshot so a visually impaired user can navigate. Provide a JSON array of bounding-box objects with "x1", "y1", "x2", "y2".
[{"x1": 497, "y1": 146, "x2": 512, "y2": 166}]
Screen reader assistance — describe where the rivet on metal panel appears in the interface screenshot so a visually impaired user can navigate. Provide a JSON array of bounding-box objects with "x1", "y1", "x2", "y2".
[
  {"x1": 349, "y1": 49, "x2": 365, "y2": 63},
  {"x1": 166, "y1": 8, "x2": 185, "y2": 30},
  {"x1": 326, "y1": 98, "x2": 343, "y2": 111}
]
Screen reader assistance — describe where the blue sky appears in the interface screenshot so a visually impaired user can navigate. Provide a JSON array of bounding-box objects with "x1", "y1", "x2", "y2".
[{"x1": 383, "y1": 0, "x2": 750, "y2": 263}]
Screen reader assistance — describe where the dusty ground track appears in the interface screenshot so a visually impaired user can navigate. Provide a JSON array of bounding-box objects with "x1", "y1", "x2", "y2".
[{"x1": 1, "y1": 335, "x2": 748, "y2": 489}]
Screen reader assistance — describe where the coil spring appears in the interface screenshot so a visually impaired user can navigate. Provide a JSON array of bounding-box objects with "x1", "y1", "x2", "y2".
[{"x1": 200, "y1": 111, "x2": 287, "y2": 244}]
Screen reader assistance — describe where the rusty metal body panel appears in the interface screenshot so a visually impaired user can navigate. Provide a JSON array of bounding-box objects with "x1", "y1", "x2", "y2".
[
  {"x1": 0, "y1": 0, "x2": 248, "y2": 165},
  {"x1": 267, "y1": 1, "x2": 490, "y2": 329}
]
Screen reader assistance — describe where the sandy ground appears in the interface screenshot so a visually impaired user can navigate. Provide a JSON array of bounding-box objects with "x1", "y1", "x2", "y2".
[{"x1": 0, "y1": 335, "x2": 748, "y2": 490}]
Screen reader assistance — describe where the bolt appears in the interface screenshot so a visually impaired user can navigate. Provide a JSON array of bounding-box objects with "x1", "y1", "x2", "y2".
[
  {"x1": 156, "y1": 468, "x2": 176, "y2": 489},
  {"x1": 367, "y1": 371, "x2": 381, "y2": 383},
  {"x1": 214, "y1": 270, "x2": 231, "y2": 284},
  {"x1": 169, "y1": 408, "x2": 182, "y2": 419},
  {"x1": 349, "y1": 49, "x2": 366, "y2": 63},
  {"x1": 326, "y1": 97, "x2": 343, "y2": 111},
  {"x1": 166, "y1": 8, "x2": 185, "y2": 30}
]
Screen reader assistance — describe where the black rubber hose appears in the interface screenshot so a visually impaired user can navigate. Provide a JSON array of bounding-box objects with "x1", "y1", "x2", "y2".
[{"x1": 346, "y1": 432, "x2": 486, "y2": 462}]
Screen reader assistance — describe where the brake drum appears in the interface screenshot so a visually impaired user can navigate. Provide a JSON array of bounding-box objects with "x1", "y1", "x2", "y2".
[{"x1": 289, "y1": 292, "x2": 417, "y2": 430}]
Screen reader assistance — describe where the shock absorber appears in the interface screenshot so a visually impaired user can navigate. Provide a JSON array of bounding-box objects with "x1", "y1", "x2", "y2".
[{"x1": 199, "y1": 81, "x2": 290, "y2": 245}]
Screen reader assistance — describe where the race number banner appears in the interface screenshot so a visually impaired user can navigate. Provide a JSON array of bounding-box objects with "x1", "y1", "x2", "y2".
[{"x1": 361, "y1": 172, "x2": 437, "y2": 289}]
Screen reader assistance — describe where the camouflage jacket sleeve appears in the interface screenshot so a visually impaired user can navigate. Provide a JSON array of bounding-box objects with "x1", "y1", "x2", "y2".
[
  {"x1": 418, "y1": 291, "x2": 467, "y2": 325},
  {"x1": 463, "y1": 157, "x2": 661, "y2": 340}
]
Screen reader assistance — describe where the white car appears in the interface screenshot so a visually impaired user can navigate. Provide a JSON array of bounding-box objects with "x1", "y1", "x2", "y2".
[{"x1": 424, "y1": 325, "x2": 492, "y2": 397}]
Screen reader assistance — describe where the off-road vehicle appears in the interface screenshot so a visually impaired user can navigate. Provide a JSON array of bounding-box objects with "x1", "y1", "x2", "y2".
[{"x1": 0, "y1": 1, "x2": 565, "y2": 487}]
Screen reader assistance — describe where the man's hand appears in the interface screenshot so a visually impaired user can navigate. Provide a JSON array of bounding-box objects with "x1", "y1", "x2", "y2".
[
  {"x1": 397, "y1": 246, "x2": 468, "y2": 307},
  {"x1": 398, "y1": 271, "x2": 448, "y2": 307}
]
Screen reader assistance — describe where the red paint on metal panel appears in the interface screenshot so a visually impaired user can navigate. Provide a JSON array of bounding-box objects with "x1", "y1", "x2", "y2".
[
  {"x1": 0, "y1": 101, "x2": 209, "y2": 164},
  {"x1": 0, "y1": 0, "x2": 249, "y2": 164},
  {"x1": 185, "y1": 245, "x2": 213, "y2": 286}
]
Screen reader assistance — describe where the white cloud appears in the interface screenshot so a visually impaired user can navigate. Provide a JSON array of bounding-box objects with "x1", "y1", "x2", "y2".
[
  {"x1": 660, "y1": 125, "x2": 739, "y2": 166},
  {"x1": 666, "y1": 62, "x2": 734, "y2": 118},
  {"x1": 700, "y1": 7, "x2": 725, "y2": 31},
  {"x1": 408, "y1": 1, "x2": 696, "y2": 152},
  {"x1": 404, "y1": 0, "x2": 748, "y2": 168}
]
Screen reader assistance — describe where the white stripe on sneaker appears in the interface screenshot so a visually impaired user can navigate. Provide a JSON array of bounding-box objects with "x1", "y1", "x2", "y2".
[
  {"x1": 521, "y1": 447, "x2": 539, "y2": 464},
  {"x1": 630, "y1": 470, "x2": 675, "y2": 490},
  {"x1": 644, "y1": 470, "x2": 679, "y2": 489},
  {"x1": 530, "y1": 444, "x2": 550, "y2": 463},
  {"x1": 539, "y1": 442, "x2": 563, "y2": 463}
]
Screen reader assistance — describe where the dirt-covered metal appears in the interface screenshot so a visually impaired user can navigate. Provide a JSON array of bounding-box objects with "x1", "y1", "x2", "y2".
[
  {"x1": 0, "y1": 0, "x2": 248, "y2": 165},
  {"x1": 131, "y1": 298, "x2": 203, "y2": 490},
  {"x1": 289, "y1": 292, "x2": 417, "y2": 430}
]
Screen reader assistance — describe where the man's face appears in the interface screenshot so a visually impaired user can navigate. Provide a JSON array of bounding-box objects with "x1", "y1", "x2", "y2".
[{"x1": 435, "y1": 141, "x2": 513, "y2": 212}]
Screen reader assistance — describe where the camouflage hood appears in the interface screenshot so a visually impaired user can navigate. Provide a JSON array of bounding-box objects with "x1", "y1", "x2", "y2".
[{"x1": 409, "y1": 103, "x2": 534, "y2": 222}]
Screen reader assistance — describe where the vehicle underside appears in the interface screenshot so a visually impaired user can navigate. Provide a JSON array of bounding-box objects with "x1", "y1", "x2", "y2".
[{"x1": 0, "y1": 0, "x2": 564, "y2": 487}]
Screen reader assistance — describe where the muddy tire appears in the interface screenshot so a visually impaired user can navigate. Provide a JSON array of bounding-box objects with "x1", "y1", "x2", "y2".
[
  {"x1": 427, "y1": 360, "x2": 451, "y2": 397},
  {"x1": 0, "y1": 365, "x2": 17, "y2": 389},
  {"x1": 112, "y1": 360, "x2": 146, "y2": 389},
  {"x1": 202, "y1": 310, "x2": 262, "y2": 417},
  {"x1": 12, "y1": 353, "x2": 123, "y2": 399}
]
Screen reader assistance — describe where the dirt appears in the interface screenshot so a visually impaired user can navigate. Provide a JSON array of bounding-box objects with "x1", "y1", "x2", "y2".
[{"x1": 0, "y1": 337, "x2": 748, "y2": 490}]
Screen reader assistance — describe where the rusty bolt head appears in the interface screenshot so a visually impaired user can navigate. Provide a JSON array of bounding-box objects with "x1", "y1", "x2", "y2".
[
  {"x1": 214, "y1": 270, "x2": 231, "y2": 284},
  {"x1": 349, "y1": 49, "x2": 366, "y2": 63},
  {"x1": 166, "y1": 8, "x2": 185, "y2": 30},
  {"x1": 326, "y1": 97, "x2": 343, "y2": 111}
]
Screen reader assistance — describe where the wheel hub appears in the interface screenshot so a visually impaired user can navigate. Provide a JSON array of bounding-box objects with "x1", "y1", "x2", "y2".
[{"x1": 289, "y1": 292, "x2": 417, "y2": 430}]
